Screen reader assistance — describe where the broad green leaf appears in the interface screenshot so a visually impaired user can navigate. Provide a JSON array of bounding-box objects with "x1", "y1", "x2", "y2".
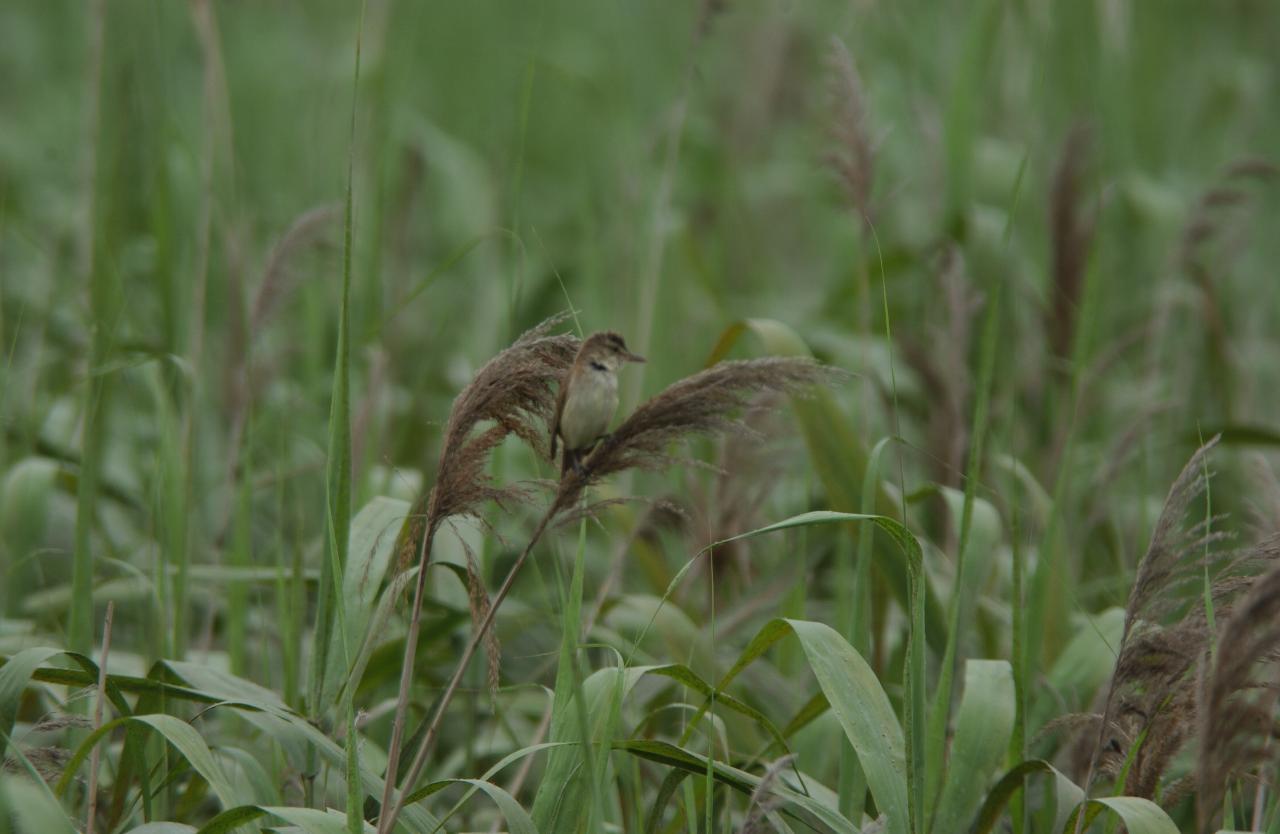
[
  {"x1": 1031, "y1": 608, "x2": 1124, "y2": 738},
  {"x1": 1063, "y1": 796, "x2": 1180, "y2": 834},
  {"x1": 322, "y1": 495, "x2": 411, "y2": 706},
  {"x1": 0, "y1": 775, "x2": 78, "y2": 834},
  {"x1": 707, "y1": 318, "x2": 947, "y2": 650},
  {"x1": 935, "y1": 486, "x2": 1003, "y2": 633},
  {"x1": 0, "y1": 647, "x2": 131, "y2": 756},
  {"x1": 639, "y1": 663, "x2": 793, "y2": 755},
  {"x1": 151, "y1": 662, "x2": 439, "y2": 832},
  {"x1": 990, "y1": 454, "x2": 1053, "y2": 531},
  {"x1": 220, "y1": 745, "x2": 282, "y2": 807},
  {"x1": 196, "y1": 806, "x2": 377, "y2": 834},
  {"x1": 689, "y1": 510, "x2": 922, "y2": 834},
  {"x1": 0, "y1": 459, "x2": 58, "y2": 607},
  {"x1": 616, "y1": 739, "x2": 857, "y2": 834},
  {"x1": 969, "y1": 759, "x2": 1083, "y2": 834},
  {"x1": 931, "y1": 660, "x2": 1014, "y2": 832},
  {"x1": 414, "y1": 779, "x2": 536, "y2": 834},
  {"x1": 531, "y1": 521, "x2": 591, "y2": 834},
  {"x1": 710, "y1": 618, "x2": 909, "y2": 834},
  {"x1": 711, "y1": 510, "x2": 921, "y2": 575},
  {"x1": 123, "y1": 824, "x2": 198, "y2": 833},
  {"x1": 19, "y1": 567, "x2": 322, "y2": 615},
  {"x1": 400, "y1": 740, "x2": 567, "y2": 809},
  {"x1": 1186, "y1": 424, "x2": 1280, "y2": 447},
  {"x1": 645, "y1": 768, "x2": 690, "y2": 834},
  {"x1": 57, "y1": 714, "x2": 241, "y2": 809},
  {"x1": 602, "y1": 593, "x2": 714, "y2": 676},
  {"x1": 0, "y1": 647, "x2": 69, "y2": 757}
]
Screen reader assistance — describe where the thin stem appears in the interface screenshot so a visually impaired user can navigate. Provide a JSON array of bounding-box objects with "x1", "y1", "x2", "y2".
[
  {"x1": 376, "y1": 516, "x2": 438, "y2": 831},
  {"x1": 85, "y1": 601, "x2": 115, "y2": 834},
  {"x1": 377, "y1": 507, "x2": 557, "y2": 834},
  {"x1": 1074, "y1": 620, "x2": 1132, "y2": 834}
]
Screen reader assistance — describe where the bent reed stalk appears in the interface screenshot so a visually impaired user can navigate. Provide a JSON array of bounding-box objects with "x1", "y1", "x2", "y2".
[
  {"x1": 376, "y1": 352, "x2": 841, "y2": 833},
  {"x1": 375, "y1": 316, "x2": 580, "y2": 828}
]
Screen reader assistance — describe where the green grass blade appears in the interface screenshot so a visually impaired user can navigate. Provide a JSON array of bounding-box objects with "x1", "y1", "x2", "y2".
[
  {"x1": 927, "y1": 283, "x2": 1003, "y2": 813},
  {"x1": 707, "y1": 318, "x2": 948, "y2": 651},
  {"x1": 615, "y1": 739, "x2": 858, "y2": 834},
  {"x1": 930, "y1": 660, "x2": 1014, "y2": 833},
  {"x1": 532, "y1": 520, "x2": 598, "y2": 834},
  {"x1": 324, "y1": 497, "x2": 410, "y2": 710},
  {"x1": 969, "y1": 759, "x2": 1083, "y2": 834},
  {"x1": 839, "y1": 435, "x2": 891, "y2": 822},
  {"x1": 57, "y1": 714, "x2": 240, "y2": 809},
  {"x1": 227, "y1": 412, "x2": 252, "y2": 677},
  {"x1": 711, "y1": 617, "x2": 908, "y2": 834},
  {"x1": 1063, "y1": 797, "x2": 1180, "y2": 834},
  {"x1": 0, "y1": 774, "x2": 78, "y2": 834},
  {"x1": 196, "y1": 806, "x2": 377, "y2": 834}
]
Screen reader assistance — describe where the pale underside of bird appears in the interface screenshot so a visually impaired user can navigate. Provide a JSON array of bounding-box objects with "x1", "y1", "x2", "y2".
[{"x1": 551, "y1": 330, "x2": 644, "y2": 475}]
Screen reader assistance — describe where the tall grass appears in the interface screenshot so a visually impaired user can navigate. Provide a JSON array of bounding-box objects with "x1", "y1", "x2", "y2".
[{"x1": 1, "y1": 3, "x2": 1279, "y2": 833}]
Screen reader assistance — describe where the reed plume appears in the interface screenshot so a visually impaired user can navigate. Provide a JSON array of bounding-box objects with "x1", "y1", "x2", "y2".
[
  {"x1": 1178, "y1": 157, "x2": 1277, "y2": 420},
  {"x1": 1197, "y1": 547, "x2": 1280, "y2": 832},
  {"x1": 1046, "y1": 123, "x2": 1095, "y2": 363},
  {"x1": 556, "y1": 357, "x2": 837, "y2": 509},
  {"x1": 378, "y1": 314, "x2": 579, "y2": 825},
  {"x1": 1073, "y1": 436, "x2": 1279, "y2": 810},
  {"x1": 740, "y1": 753, "x2": 795, "y2": 834},
  {"x1": 1073, "y1": 437, "x2": 1217, "y2": 794},
  {"x1": 222, "y1": 202, "x2": 341, "y2": 532},
  {"x1": 901, "y1": 248, "x2": 981, "y2": 488},
  {"x1": 377, "y1": 353, "x2": 841, "y2": 833},
  {"x1": 825, "y1": 35, "x2": 876, "y2": 227},
  {"x1": 685, "y1": 395, "x2": 788, "y2": 588}
]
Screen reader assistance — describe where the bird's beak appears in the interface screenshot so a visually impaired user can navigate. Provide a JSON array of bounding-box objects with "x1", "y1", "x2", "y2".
[{"x1": 625, "y1": 350, "x2": 646, "y2": 363}]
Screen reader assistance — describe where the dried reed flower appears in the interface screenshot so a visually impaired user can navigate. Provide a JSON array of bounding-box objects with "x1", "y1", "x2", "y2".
[
  {"x1": 351, "y1": 346, "x2": 389, "y2": 476},
  {"x1": 1197, "y1": 549, "x2": 1280, "y2": 832},
  {"x1": 380, "y1": 314, "x2": 579, "y2": 825},
  {"x1": 1046, "y1": 124, "x2": 1095, "y2": 361},
  {"x1": 1247, "y1": 455, "x2": 1280, "y2": 537},
  {"x1": 1180, "y1": 158, "x2": 1277, "y2": 272},
  {"x1": 460, "y1": 535, "x2": 501, "y2": 699},
  {"x1": 1075, "y1": 438, "x2": 1213, "y2": 783},
  {"x1": 396, "y1": 314, "x2": 580, "y2": 569},
  {"x1": 251, "y1": 204, "x2": 343, "y2": 335},
  {"x1": 223, "y1": 202, "x2": 342, "y2": 513},
  {"x1": 825, "y1": 36, "x2": 876, "y2": 226},
  {"x1": 682, "y1": 395, "x2": 789, "y2": 589},
  {"x1": 2, "y1": 746, "x2": 72, "y2": 785},
  {"x1": 1075, "y1": 437, "x2": 1279, "y2": 805},
  {"x1": 1177, "y1": 157, "x2": 1276, "y2": 417},
  {"x1": 901, "y1": 248, "x2": 982, "y2": 487},
  {"x1": 553, "y1": 357, "x2": 840, "y2": 514},
  {"x1": 740, "y1": 754, "x2": 795, "y2": 834},
  {"x1": 378, "y1": 353, "x2": 844, "y2": 834}
]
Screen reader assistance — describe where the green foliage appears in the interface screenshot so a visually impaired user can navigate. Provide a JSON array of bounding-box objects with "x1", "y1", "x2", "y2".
[{"x1": 2, "y1": 1, "x2": 1278, "y2": 832}]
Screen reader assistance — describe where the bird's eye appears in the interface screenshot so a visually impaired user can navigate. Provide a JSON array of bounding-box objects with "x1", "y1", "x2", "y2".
[{"x1": 590, "y1": 360, "x2": 608, "y2": 372}]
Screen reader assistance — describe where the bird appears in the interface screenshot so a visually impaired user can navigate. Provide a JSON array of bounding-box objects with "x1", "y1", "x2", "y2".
[{"x1": 550, "y1": 331, "x2": 645, "y2": 476}]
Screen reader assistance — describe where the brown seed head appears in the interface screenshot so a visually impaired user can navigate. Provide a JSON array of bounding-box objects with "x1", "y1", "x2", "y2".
[
  {"x1": 398, "y1": 315, "x2": 580, "y2": 569},
  {"x1": 551, "y1": 356, "x2": 843, "y2": 514}
]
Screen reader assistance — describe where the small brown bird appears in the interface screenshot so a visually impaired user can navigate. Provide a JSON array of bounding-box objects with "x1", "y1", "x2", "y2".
[{"x1": 551, "y1": 331, "x2": 645, "y2": 475}]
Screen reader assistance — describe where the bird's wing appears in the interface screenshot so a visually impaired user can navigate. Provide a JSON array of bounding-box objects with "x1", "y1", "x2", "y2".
[{"x1": 550, "y1": 370, "x2": 569, "y2": 459}]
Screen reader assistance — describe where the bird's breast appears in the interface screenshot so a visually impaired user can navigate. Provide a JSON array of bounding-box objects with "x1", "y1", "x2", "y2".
[{"x1": 559, "y1": 372, "x2": 618, "y2": 450}]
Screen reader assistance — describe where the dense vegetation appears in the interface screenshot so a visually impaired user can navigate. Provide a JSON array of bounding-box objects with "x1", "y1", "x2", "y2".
[{"x1": 2, "y1": 2, "x2": 1279, "y2": 832}]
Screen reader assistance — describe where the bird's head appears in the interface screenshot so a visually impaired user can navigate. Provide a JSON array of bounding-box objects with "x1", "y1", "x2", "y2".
[{"x1": 580, "y1": 331, "x2": 645, "y2": 372}]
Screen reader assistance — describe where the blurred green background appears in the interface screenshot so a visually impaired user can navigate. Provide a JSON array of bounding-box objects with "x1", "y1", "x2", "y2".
[{"x1": 2, "y1": 0, "x2": 1280, "y2": 831}]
